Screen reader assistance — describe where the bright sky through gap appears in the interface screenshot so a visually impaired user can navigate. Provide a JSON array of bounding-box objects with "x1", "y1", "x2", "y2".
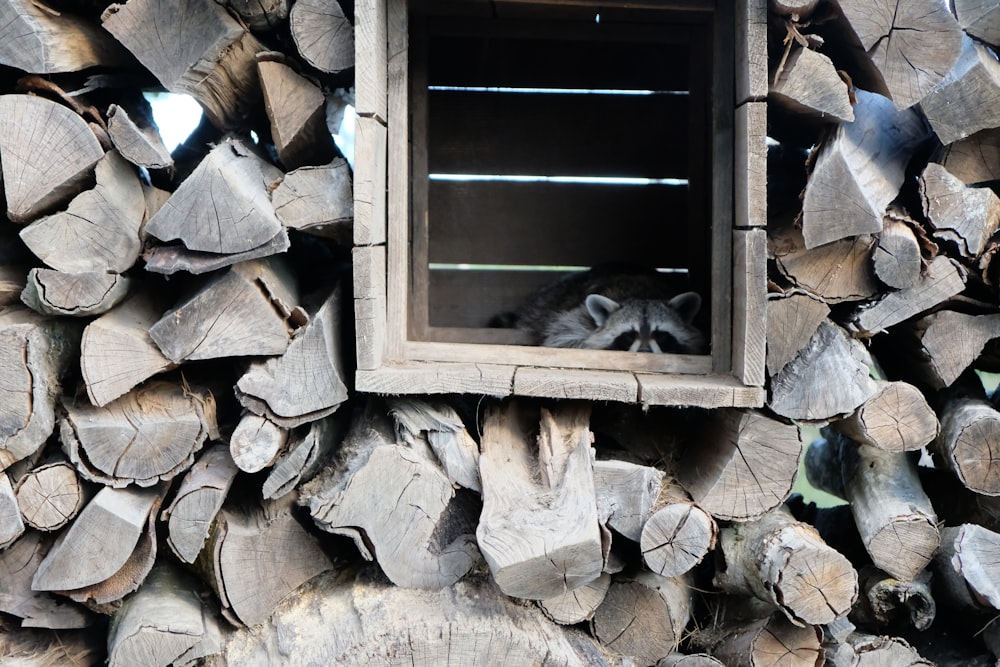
[{"x1": 143, "y1": 92, "x2": 204, "y2": 152}]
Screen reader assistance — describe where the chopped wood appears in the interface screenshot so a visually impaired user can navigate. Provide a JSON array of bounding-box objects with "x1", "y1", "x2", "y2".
[
  {"x1": 954, "y1": 0, "x2": 1000, "y2": 44},
  {"x1": 769, "y1": 320, "x2": 878, "y2": 420},
  {"x1": 272, "y1": 159, "x2": 354, "y2": 241},
  {"x1": 705, "y1": 614, "x2": 823, "y2": 667},
  {"x1": 933, "y1": 524, "x2": 1000, "y2": 613},
  {"x1": 262, "y1": 415, "x2": 342, "y2": 500},
  {"x1": 829, "y1": 634, "x2": 932, "y2": 667},
  {"x1": 387, "y1": 397, "x2": 481, "y2": 492},
  {"x1": 107, "y1": 564, "x2": 224, "y2": 667},
  {"x1": 677, "y1": 409, "x2": 802, "y2": 520},
  {"x1": 106, "y1": 103, "x2": 173, "y2": 170},
  {"x1": 0, "y1": 531, "x2": 93, "y2": 629},
  {"x1": 476, "y1": 401, "x2": 604, "y2": 599},
  {"x1": 144, "y1": 138, "x2": 284, "y2": 255},
  {"x1": 21, "y1": 269, "x2": 131, "y2": 317},
  {"x1": 831, "y1": 380, "x2": 939, "y2": 453},
  {"x1": 855, "y1": 567, "x2": 935, "y2": 631},
  {"x1": 229, "y1": 412, "x2": 287, "y2": 473},
  {"x1": 301, "y1": 401, "x2": 479, "y2": 590},
  {"x1": 289, "y1": 0, "x2": 355, "y2": 74},
  {"x1": 160, "y1": 444, "x2": 239, "y2": 564},
  {"x1": 593, "y1": 459, "x2": 664, "y2": 542},
  {"x1": 0, "y1": 94, "x2": 105, "y2": 223},
  {"x1": 846, "y1": 255, "x2": 967, "y2": 336},
  {"x1": 801, "y1": 90, "x2": 929, "y2": 248},
  {"x1": 0, "y1": 308, "x2": 77, "y2": 471},
  {"x1": 0, "y1": 0, "x2": 125, "y2": 73},
  {"x1": 0, "y1": 471, "x2": 24, "y2": 548},
  {"x1": 935, "y1": 127, "x2": 1000, "y2": 187},
  {"x1": 920, "y1": 36, "x2": 1000, "y2": 145},
  {"x1": 142, "y1": 229, "x2": 292, "y2": 276},
  {"x1": 13, "y1": 461, "x2": 85, "y2": 531},
  {"x1": 591, "y1": 571, "x2": 691, "y2": 664},
  {"x1": 539, "y1": 572, "x2": 611, "y2": 625},
  {"x1": 765, "y1": 291, "x2": 830, "y2": 376},
  {"x1": 258, "y1": 55, "x2": 337, "y2": 169},
  {"x1": 235, "y1": 287, "x2": 349, "y2": 429},
  {"x1": 832, "y1": 0, "x2": 962, "y2": 110},
  {"x1": 149, "y1": 258, "x2": 298, "y2": 363},
  {"x1": 769, "y1": 45, "x2": 854, "y2": 123},
  {"x1": 227, "y1": 0, "x2": 290, "y2": 31},
  {"x1": 101, "y1": 0, "x2": 266, "y2": 130},
  {"x1": 641, "y1": 499, "x2": 717, "y2": 579},
  {"x1": 901, "y1": 310, "x2": 1000, "y2": 389},
  {"x1": 873, "y1": 214, "x2": 922, "y2": 289},
  {"x1": 198, "y1": 494, "x2": 333, "y2": 627},
  {"x1": 934, "y1": 395, "x2": 1000, "y2": 495},
  {"x1": 771, "y1": 225, "x2": 880, "y2": 302},
  {"x1": 80, "y1": 292, "x2": 175, "y2": 407},
  {"x1": 920, "y1": 162, "x2": 1000, "y2": 258}
]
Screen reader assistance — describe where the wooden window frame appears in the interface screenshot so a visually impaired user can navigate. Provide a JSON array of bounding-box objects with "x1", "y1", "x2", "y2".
[{"x1": 353, "y1": 0, "x2": 768, "y2": 408}]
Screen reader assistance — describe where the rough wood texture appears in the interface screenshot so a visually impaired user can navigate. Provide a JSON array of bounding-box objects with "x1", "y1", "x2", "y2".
[
  {"x1": 593, "y1": 459, "x2": 663, "y2": 543},
  {"x1": 920, "y1": 36, "x2": 1000, "y2": 145},
  {"x1": 142, "y1": 229, "x2": 292, "y2": 276},
  {"x1": 715, "y1": 506, "x2": 858, "y2": 625},
  {"x1": 230, "y1": 413, "x2": 287, "y2": 473},
  {"x1": 703, "y1": 614, "x2": 823, "y2": 667},
  {"x1": 920, "y1": 162, "x2": 1000, "y2": 258},
  {"x1": 873, "y1": 214, "x2": 922, "y2": 289},
  {"x1": 856, "y1": 567, "x2": 935, "y2": 631},
  {"x1": 954, "y1": 0, "x2": 1000, "y2": 44},
  {"x1": 0, "y1": 471, "x2": 23, "y2": 548},
  {"x1": 765, "y1": 291, "x2": 830, "y2": 377},
  {"x1": 106, "y1": 103, "x2": 172, "y2": 170},
  {"x1": 934, "y1": 396, "x2": 1000, "y2": 495},
  {"x1": 901, "y1": 310, "x2": 1000, "y2": 389},
  {"x1": 801, "y1": 90, "x2": 928, "y2": 248},
  {"x1": 935, "y1": 127, "x2": 1000, "y2": 187},
  {"x1": 262, "y1": 415, "x2": 342, "y2": 500},
  {"x1": 0, "y1": 0, "x2": 125, "y2": 73},
  {"x1": 272, "y1": 160, "x2": 353, "y2": 240},
  {"x1": 388, "y1": 398, "x2": 481, "y2": 492},
  {"x1": 258, "y1": 55, "x2": 336, "y2": 169},
  {"x1": 830, "y1": 634, "x2": 932, "y2": 667},
  {"x1": 21, "y1": 269, "x2": 129, "y2": 319},
  {"x1": 477, "y1": 401, "x2": 604, "y2": 600},
  {"x1": 677, "y1": 410, "x2": 802, "y2": 521},
  {"x1": 771, "y1": 226, "x2": 880, "y2": 303},
  {"x1": 14, "y1": 461, "x2": 85, "y2": 531},
  {"x1": 933, "y1": 523, "x2": 1000, "y2": 615},
  {"x1": 539, "y1": 573, "x2": 610, "y2": 626},
  {"x1": 831, "y1": 380, "x2": 939, "y2": 453},
  {"x1": 290, "y1": 0, "x2": 355, "y2": 74},
  {"x1": 0, "y1": 530, "x2": 93, "y2": 629},
  {"x1": 0, "y1": 94, "x2": 105, "y2": 223},
  {"x1": 228, "y1": 0, "x2": 290, "y2": 30},
  {"x1": 641, "y1": 499, "x2": 717, "y2": 579},
  {"x1": 769, "y1": 46, "x2": 854, "y2": 123}
]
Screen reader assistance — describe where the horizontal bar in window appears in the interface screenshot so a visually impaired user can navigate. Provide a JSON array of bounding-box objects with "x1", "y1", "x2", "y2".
[
  {"x1": 427, "y1": 85, "x2": 689, "y2": 96},
  {"x1": 428, "y1": 263, "x2": 690, "y2": 274},
  {"x1": 428, "y1": 174, "x2": 689, "y2": 186}
]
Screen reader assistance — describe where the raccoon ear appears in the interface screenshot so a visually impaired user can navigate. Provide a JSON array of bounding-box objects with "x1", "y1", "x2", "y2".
[
  {"x1": 585, "y1": 294, "x2": 620, "y2": 326},
  {"x1": 668, "y1": 291, "x2": 701, "y2": 324}
]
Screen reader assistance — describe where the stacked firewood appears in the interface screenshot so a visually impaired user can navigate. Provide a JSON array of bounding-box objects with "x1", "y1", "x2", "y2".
[{"x1": 4, "y1": 0, "x2": 1000, "y2": 665}]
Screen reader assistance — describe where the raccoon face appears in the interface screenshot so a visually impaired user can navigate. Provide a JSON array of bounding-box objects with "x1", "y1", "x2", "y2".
[{"x1": 582, "y1": 292, "x2": 704, "y2": 354}]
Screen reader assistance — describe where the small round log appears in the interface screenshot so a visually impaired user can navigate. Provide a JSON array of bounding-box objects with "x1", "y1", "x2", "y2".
[
  {"x1": 14, "y1": 461, "x2": 85, "y2": 531},
  {"x1": 641, "y1": 500, "x2": 717, "y2": 578}
]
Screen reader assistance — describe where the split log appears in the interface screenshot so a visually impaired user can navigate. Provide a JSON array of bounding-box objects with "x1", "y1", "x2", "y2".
[
  {"x1": 13, "y1": 461, "x2": 85, "y2": 531},
  {"x1": 935, "y1": 127, "x2": 1000, "y2": 187},
  {"x1": 262, "y1": 415, "x2": 342, "y2": 500},
  {"x1": 32, "y1": 484, "x2": 165, "y2": 609},
  {"x1": 107, "y1": 564, "x2": 223, "y2": 667},
  {"x1": 593, "y1": 459, "x2": 664, "y2": 542},
  {"x1": 235, "y1": 288, "x2": 349, "y2": 429},
  {"x1": 715, "y1": 506, "x2": 858, "y2": 625},
  {"x1": 80, "y1": 292, "x2": 175, "y2": 407},
  {"x1": 258, "y1": 55, "x2": 337, "y2": 169},
  {"x1": 0, "y1": 94, "x2": 105, "y2": 223},
  {"x1": 769, "y1": 320, "x2": 878, "y2": 420},
  {"x1": 640, "y1": 490, "x2": 717, "y2": 579},
  {"x1": 198, "y1": 494, "x2": 333, "y2": 627},
  {"x1": 900, "y1": 310, "x2": 1000, "y2": 390},
  {"x1": 387, "y1": 397, "x2": 481, "y2": 492},
  {"x1": 106, "y1": 103, "x2": 173, "y2": 170},
  {"x1": 19, "y1": 150, "x2": 144, "y2": 273},
  {"x1": 873, "y1": 213, "x2": 922, "y2": 290},
  {"x1": 62, "y1": 381, "x2": 218, "y2": 488},
  {"x1": 0, "y1": 531, "x2": 93, "y2": 629},
  {"x1": 769, "y1": 45, "x2": 854, "y2": 123},
  {"x1": 160, "y1": 445, "x2": 239, "y2": 564},
  {"x1": 144, "y1": 138, "x2": 284, "y2": 256},
  {"x1": 289, "y1": 0, "x2": 355, "y2": 74},
  {"x1": 229, "y1": 413, "x2": 287, "y2": 473},
  {"x1": 954, "y1": 0, "x2": 1000, "y2": 44},
  {"x1": 920, "y1": 162, "x2": 1000, "y2": 258},
  {"x1": 855, "y1": 567, "x2": 935, "y2": 631},
  {"x1": 659, "y1": 655, "x2": 723, "y2": 667},
  {"x1": 149, "y1": 257, "x2": 298, "y2": 363},
  {"x1": 591, "y1": 571, "x2": 691, "y2": 664},
  {"x1": 831, "y1": 380, "x2": 939, "y2": 453},
  {"x1": 21, "y1": 269, "x2": 131, "y2": 317},
  {"x1": 102, "y1": 0, "x2": 266, "y2": 130},
  {"x1": 934, "y1": 524, "x2": 1000, "y2": 613},
  {"x1": 920, "y1": 36, "x2": 1000, "y2": 145},
  {"x1": 771, "y1": 226, "x2": 880, "y2": 302},
  {"x1": 765, "y1": 291, "x2": 829, "y2": 376},
  {"x1": 300, "y1": 401, "x2": 479, "y2": 590},
  {"x1": 832, "y1": 0, "x2": 962, "y2": 110},
  {"x1": 142, "y1": 229, "x2": 291, "y2": 276},
  {"x1": 703, "y1": 614, "x2": 823, "y2": 667},
  {"x1": 677, "y1": 409, "x2": 802, "y2": 520},
  {"x1": 0, "y1": 0, "x2": 125, "y2": 73},
  {"x1": 272, "y1": 159, "x2": 354, "y2": 241},
  {"x1": 476, "y1": 401, "x2": 604, "y2": 599},
  {"x1": 829, "y1": 634, "x2": 932, "y2": 667},
  {"x1": 0, "y1": 308, "x2": 77, "y2": 470},
  {"x1": 800, "y1": 89, "x2": 929, "y2": 248},
  {"x1": 227, "y1": 0, "x2": 290, "y2": 31},
  {"x1": 846, "y1": 255, "x2": 966, "y2": 336},
  {"x1": 539, "y1": 572, "x2": 611, "y2": 625},
  {"x1": 933, "y1": 395, "x2": 1000, "y2": 495},
  {"x1": 0, "y1": 471, "x2": 23, "y2": 548}
]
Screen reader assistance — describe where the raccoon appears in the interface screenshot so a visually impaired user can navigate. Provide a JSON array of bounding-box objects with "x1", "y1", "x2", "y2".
[{"x1": 503, "y1": 265, "x2": 706, "y2": 354}]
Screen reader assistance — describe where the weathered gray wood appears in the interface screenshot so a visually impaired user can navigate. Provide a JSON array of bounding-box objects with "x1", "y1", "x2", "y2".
[
  {"x1": 0, "y1": 94, "x2": 105, "y2": 223},
  {"x1": 0, "y1": 530, "x2": 93, "y2": 629},
  {"x1": 920, "y1": 162, "x2": 1000, "y2": 258},
  {"x1": 0, "y1": 0, "x2": 125, "y2": 73},
  {"x1": 149, "y1": 258, "x2": 298, "y2": 363},
  {"x1": 145, "y1": 138, "x2": 284, "y2": 255},
  {"x1": 715, "y1": 506, "x2": 858, "y2": 625},
  {"x1": 0, "y1": 263, "x2": 26, "y2": 307},
  {"x1": 733, "y1": 228, "x2": 767, "y2": 387},
  {"x1": 353, "y1": 117, "x2": 388, "y2": 245},
  {"x1": 387, "y1": 397, "x2": 481, "y2": 492},
  {"x1": 902, "y1": 310, "x2": 1000, "y2": 389},
  {"x1": 701, "y1": 614, "x2": 823, "y2": 667},
  {"x1": 539, "y1": 573, "x2": 611, "y2": 626},
  {"x1": 102, "y1": 0, "x2": 266, "y2": 130},
  {"x1": 833, "y1": 0, "x2": 962, "y2": 110},
  {"x1": 107, "y1": 564, "x2": 224, "y2": 667},
  {"x1": 106, "y1": 103, "x2": 173, "y2": 170},
  {"x1": 142, "y1": 229, "x2": 291, "y2": 276},
  {"x1": 593, "y1": 460, "x2": 663, "y2": 543},
  {"x1": 62, "y1": 381, "x2": 218, "y2": 488},
  {"x1": 226, "y1": 0, "x2": 290, "y2": 31},
  {"x1": 934, "y1": 396, "x2": 1000, "y2": 495},
  {"x1": 801, "y1": 90, "x2": 929, "y2": 248},
  {"x1": 873, "y1": 213, "x2": 922, "y2": 289},
  {"x1": 955, "y1": 0, "x2": 1000, "y2": 44},
  {"x1": 477, "y1": 401, "x2": 604, "y2": 600},
  {"x1": 832, "y1": 380, "x2": 939, "y2": 453},
  {"x1": 935, "y1": 127, "x2": 1000, "y2": 186},
  {"x1": 641, "y1": 498, "x2": 717, "y2": 579},
  {"x1": 855, "y1": 567, "x2": 935, "y2": 631},
  {"x1": 230, "y1": 413, "x2": 287, "y2": 473},
  {"x1": 659, "y1": 655, "x2": 724, "y2": 667},
  {"x1": 677, "y1": 410, "x2": 802, "y2": 521},
  {"x1": 356, "y1": 0, "x2": 388, "y2": 120},
  {"x1": 920, "y1": 36, "x2": 1000, "y2": 145},
  {"x1": 290, "y1": 0, "x2": 355, "y2": 74},
  {"x1": 272, "y1": 159, "x2": 353, "y2": 241},
  {"x1": 769, "y1": 45, "x2": 854, "y2": 123},
  {"x1": 765, "y1": 291, "x2": 830, "y2": 377},
  {"x1": 160, "y1": 444, "x2": 239, "y2": 564},
  {"x1": 0, "y1": 471, "x2": 23, "y2": 548},
  {"x1": 21, "y1": 269, "x2": 131, "y2": 317},
  {"x1": 301, "y1": 401, "x2": 479, "y2": 590},
  {"x1": 14, "y1": 461, "x2": 85, "y2": 531},
  {"x1": 262, "y1": 415, "x2": 342, "y2": 500},
  {"x1": 591, "y1": 571, "x2": 691, "y2": 664},
  {"x1": 258, "y1": 55, "x2": 337, "y2": 169},
  {"x1": 771, "y1": 225, "x2": 880, "y2": 303},
  {"x1": 769, "y1": 321, "x2": 878, "y2": 421},
  {"x1": 830, "y1": 634, "x2": 932, "y2": 667},
  {"x1": 934, "y1": 524, "x2": 1000, "y2": 612}
]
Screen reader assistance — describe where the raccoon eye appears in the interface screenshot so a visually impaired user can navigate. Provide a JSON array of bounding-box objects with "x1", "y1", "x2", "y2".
[
  {"x1": 653, "y1": 331, "x2": 680, "y2": 352},
  {"x1": 610, "y1": 332, "x2": 637, "y2": 351}
]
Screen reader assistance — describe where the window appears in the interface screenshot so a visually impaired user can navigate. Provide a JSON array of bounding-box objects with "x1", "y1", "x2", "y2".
[{"x1": 353, "y1": 0, "x2": 767, "y2": 407}]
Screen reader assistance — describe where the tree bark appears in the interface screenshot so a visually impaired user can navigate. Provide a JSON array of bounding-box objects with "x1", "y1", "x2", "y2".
[{"x1": 831, "y1": 380, "x2": 939, "y2": 453}]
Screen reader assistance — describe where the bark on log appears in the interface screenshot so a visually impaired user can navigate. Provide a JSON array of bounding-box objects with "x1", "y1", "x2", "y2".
[
  {"x1": 227, "y1": 0, "x2": 290, "y2": 31},
  {"x1": 262, "y1": 414, "x2": 342, "y2": 500},
  {"x1": 0, "y1": 471, "x2": 24, "y2": 548},
  {"x1": 677, "y1": 409, "x2": 802, "y2": 520},
  {"x1": 855, "y1": 567, "x2": 935, "y2": 631},
  {"x1": 0, "y1": 94, "x2": 105, "y2": 223},
  {"x1": 301, "y1": 401, "x2": 479, "y2": 590},
  {"x1": 593, "y1": 459, "x2": 664, "y2": 542},
  {"x1": 769, "y1": 45, "x2": 854, "y2": 123},
  {"x1": 106, "y1": 103, "x2": 173, "y2": 170},
  {"x1": 704, "y1": 614, "x2": 823, "y2": 667},
  {"x1": 801, "y1": 89, "x2": 929, "y2": 248},
  {"x1": 289, "y1": 0, "x2": 355, "y2": 74},
  {"x1": 61, "y1": 381, "x2": 218, "y2": 488},
  {"x1": 538, "y1": 572, "x2": 611, "y2": 625},
  {"x1": 920, "y1": 36, "x2": 1000, "y2": 145},
  {"x1": 229, "y1": 413, "x2": 287, "y2": 473},
  {"x1": 641, "y1": 494, "x2": 717, "y2": 579},
  {"x1": 933, "y1": 524, "x2": 1000, "y2": 613},
  {"x1": 831, "y1": 380, "x2": 939, "y2": 453},
  {"x1": 0, "y1": 531, "x2": 93, "y2": 629},
  {"x1": 829, "y1": 634, "x2": 933, "y2": 667},
  {"x1": 142, "y1": 229, "x2": 292, "y2": 276},
  {"x1": 21, "y1": 269, "x2": 130, "y2": 319},
  {"x1": 900, "y1": 311, "x2": 1000, "y2": 390},
  {"x1": 272, "y1": 159, "x2": 354, "y2": 241},
  {"x1": 765, "y1": 291, "x2": 829, "y2": 377},
  {"x1": 920, "y1": 162, "x2": 1000, "y2": 258},
  {"x1": 0, "y1": 0, "x2": 126, "y2": 73},
  {"x1": 771, "y1": 225, "x2": 880, "y2": 302},
  {"x1": 658, "y1": 655, "x2": 723, "y2": 667},
  {"x1": 387, "y1": 397, "x2": 481, "y2": 492},
  {"x1": 258, "y1": 55, "x2": 337, "y2": 169},
  {"x1": 872, "y1": 211, "x2": 923, "y2": 290},
  {"x1": 934, "y1": 396, "x2": 1000, "y2": 495},
  {"x1": 13, "y1": 461, "x2": 85, "y2": 532}
]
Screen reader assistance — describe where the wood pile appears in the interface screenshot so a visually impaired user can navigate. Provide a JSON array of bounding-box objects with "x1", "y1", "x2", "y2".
[{"x1": 3, "y1": 0, "x2": 1000, "y2": 665}]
